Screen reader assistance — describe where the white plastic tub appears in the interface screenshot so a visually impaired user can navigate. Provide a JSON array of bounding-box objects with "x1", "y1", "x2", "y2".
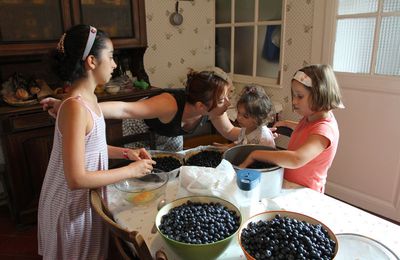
[{"x1": 223, "y1": 144, "x2": 283, "y2": 199}]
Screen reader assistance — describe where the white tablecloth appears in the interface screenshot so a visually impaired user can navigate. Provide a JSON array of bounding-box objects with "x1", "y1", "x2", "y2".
[{"x1": 107, "y1": 179, "x2": 400, "y2": 259}]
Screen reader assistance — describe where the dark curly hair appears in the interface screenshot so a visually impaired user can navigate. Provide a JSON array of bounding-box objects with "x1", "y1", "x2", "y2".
[
  {"x1": 50, "y1": 24, "x2": 110, "y2": 84},
  {"x1": 185, "y1": 69, "x2": 229, "y2": 111},
  {"x1": 237, "y1": 85, "x2": 274, "y2": 126}
]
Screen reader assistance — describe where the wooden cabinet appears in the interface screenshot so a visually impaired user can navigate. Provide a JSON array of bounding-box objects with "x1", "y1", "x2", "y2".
[
  {"x1": 0, "y1": 0, "x2": 146, "y2": 56},
  {"x1": 0, "y1": 87, "x2": 161, "y2": 226},
  {"x1": 0, "y1": 0, "x2": 149, "y2": 84},
  {"x1": 0, "y1": 0, "x2": 153, "y2": 227}
]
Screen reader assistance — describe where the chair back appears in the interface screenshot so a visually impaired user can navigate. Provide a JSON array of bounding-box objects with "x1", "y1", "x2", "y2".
[{"x1": 90, "y1": 189, "x2": 167, "y2": 260}]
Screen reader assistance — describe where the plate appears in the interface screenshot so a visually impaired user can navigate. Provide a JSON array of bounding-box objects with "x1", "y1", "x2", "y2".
[
  {"x1": 3, "y1": 96, "x2": 38, "y2": 107},
  {"x1": 335, "y1": 233, "x2": 399, "y2": 260}
]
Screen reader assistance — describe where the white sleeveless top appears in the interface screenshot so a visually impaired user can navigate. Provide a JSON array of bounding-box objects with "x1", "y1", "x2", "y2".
[{"x1": 38, "y1": 96, "x2": 109, "y2": 259}]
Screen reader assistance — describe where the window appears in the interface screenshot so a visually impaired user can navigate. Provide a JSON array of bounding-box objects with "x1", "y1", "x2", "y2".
[
  {"x1": 333, "y1": 0, "x2": 400, "y2": 76},
  {"x1": 215, "y1": 0, "x2": 284, "y2": 87}
]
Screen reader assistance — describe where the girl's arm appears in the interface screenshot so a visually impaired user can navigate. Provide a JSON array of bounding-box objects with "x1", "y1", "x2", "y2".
[
  {"x1": 239, "y1": 134, "x2": 330, "y2": 169},
  {"x1": 210, "y1": 112, "x2": 241, "y2": 141},
  {"x1": 100, "y1": 92, "x2": 177, "y2": 120},
  {"x1": 59, "y1": 100, "x2": 155, "y2": 190}
]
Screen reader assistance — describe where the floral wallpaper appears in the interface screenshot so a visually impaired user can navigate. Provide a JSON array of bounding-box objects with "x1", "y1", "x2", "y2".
[
  {"x1": 144, "y1": 0, "x2": 214, "y2": 88},
  {"x1": 277, "y1": 0, "x2": 315, "y2": 122},
  {"x1": 144, "y1": 0, "x2": 316, "y2": 125}
]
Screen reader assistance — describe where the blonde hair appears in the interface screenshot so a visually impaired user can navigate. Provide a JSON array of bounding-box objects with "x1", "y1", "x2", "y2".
[{"x1": 294, "y1": 64, "x2": 344, "y2": 111}]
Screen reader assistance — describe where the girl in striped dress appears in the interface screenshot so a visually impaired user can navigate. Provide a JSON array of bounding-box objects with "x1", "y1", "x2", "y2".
[{"x1": 37, "y1": 24, "x2": 155, "y2": 260}]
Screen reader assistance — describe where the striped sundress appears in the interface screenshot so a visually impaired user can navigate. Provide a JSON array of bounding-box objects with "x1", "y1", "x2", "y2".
[{"x1": 38, "y1": 96, "x2": 109, "y2": 260}]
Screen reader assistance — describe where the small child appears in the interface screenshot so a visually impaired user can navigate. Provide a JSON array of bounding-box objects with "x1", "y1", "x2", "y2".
[
  {"x1": 234, "y1": 85, "x2": 275, "y2": 147},
  {"x1": 239, "y1": 65, "x2": 344, "y2": 193},
  {"x1": 37, "y1": 24, "x2": 155, "y2": 259}
]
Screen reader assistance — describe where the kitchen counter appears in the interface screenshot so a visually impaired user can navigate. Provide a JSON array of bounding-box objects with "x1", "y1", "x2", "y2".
[{"x1": 107, "y1": 178, "x2": 400, "y2": 259}]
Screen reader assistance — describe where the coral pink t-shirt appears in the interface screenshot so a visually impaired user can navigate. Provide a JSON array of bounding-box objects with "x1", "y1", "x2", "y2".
[{"x1": 284, "y1": 112, "x2": 339, "y2": 193}]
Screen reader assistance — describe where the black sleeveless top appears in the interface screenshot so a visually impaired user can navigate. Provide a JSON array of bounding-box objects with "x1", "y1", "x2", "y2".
[{"x1": 144, "y1": 89, "x2": 208, "y2": 137}]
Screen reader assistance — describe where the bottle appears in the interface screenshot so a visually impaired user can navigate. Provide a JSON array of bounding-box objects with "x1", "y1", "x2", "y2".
[{"x1": 236, "y1": 169, "x2": 261, "y2": 221}]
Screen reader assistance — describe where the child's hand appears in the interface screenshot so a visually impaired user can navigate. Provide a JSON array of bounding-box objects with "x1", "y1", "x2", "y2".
[
  {"x1": 268, "y1": 127, "x2": 279, "y2": 139},
  {"x1": 125, "y1": 148, "x2": 152, "y2": 161},
  {"x1": 238, "y1": 153, "x2": 255, "y2": 168},
  {"x1": 128, "y1": 159, "x2": 156, "y2": 178}
]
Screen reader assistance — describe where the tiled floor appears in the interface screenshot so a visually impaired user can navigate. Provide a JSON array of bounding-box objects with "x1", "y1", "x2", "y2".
[{"x1": 0, "y1": 204, "x2": 120, "y2": 260}]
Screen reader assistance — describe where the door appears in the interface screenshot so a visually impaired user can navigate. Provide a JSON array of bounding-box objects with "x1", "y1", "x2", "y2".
[{"x1": 314, "y1": 0, "x2": 400, "y2": 222}]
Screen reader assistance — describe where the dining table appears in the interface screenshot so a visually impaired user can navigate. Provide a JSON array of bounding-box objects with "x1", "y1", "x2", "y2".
[{"x1": 107, "y1": 176, "x2": 400, "y2": 259}]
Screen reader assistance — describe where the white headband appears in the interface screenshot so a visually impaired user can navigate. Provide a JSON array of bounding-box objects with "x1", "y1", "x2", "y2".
[
  {"x1": 82, "y1": 26, "x2": 97, "y2": 60},
  {"x1": 293, "y1": 71, "x2": 312, "y2": 87}
]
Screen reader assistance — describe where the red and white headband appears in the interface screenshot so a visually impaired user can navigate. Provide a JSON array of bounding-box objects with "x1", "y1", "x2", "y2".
[
  {"x1": 82, "y1": 26, "x2": 97, "y2": 61},
  {"x1": 293, "y1": 71, "x2": 312, "y2": 87}
]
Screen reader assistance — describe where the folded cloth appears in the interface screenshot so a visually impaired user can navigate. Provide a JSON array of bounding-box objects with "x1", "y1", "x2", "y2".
[{"x1": 177, "y1": 159, "x2": 239, "y2": 205}]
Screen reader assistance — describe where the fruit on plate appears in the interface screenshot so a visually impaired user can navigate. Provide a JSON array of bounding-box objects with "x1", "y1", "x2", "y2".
[
  {"x1": 29, "y1": 86, "x2": 41, "y2": 95},
  {"x1": 15, "y1": 88, "x2": 29, "y2": 100}
]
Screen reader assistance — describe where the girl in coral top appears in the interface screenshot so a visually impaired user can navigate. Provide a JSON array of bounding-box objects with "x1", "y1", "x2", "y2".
[{"x1": 239, "y1": 64, "x2": 344, "y2": 193}]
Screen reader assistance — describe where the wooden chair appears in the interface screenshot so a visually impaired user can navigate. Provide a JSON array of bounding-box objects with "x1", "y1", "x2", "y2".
[{"x1": 90, "y1": 189, "x2": 168, "y2": 260}]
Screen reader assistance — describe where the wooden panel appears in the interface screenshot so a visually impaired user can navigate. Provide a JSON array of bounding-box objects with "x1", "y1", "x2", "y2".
[{"x1": 9, "y1": 113, "x2": 54, "y2": 131}]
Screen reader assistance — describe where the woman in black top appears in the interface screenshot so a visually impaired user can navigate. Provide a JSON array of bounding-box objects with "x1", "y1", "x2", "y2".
[{"x1": 41, "y1": 69, "x2": 241, "y2": 151}]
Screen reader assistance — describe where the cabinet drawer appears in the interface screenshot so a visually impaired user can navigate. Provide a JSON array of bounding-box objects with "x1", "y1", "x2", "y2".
[{"x1": 9, "y1": 113, "x2": 54, "y2": 131}]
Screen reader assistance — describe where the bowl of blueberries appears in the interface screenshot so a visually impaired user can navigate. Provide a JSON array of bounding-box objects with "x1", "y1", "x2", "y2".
[
  {"x1": 184, "y1": 146, "x2": 224, "y2": 168},
  {"x1": 155, "y1": 196, "x2": 242, "y2": 260},
  {"x1": 149, "y1": 150, "x2": 184, "y2": 179},
  {"x1": 239, "y1": 210, "x2": 338, "y2": 259}
]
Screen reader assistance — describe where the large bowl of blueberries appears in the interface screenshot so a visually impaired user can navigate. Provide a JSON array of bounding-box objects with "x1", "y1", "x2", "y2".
[
  {"x1": 239, "y1": 210, "x2": 338, "y2": 260},
  {"x1": 156, "y1": 196, "x2": 242, "y2": 260}
]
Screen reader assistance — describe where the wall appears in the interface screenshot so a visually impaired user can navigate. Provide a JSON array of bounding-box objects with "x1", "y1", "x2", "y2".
[
  {"x1": 144, "y1": 0, "x2": 214, "y2": 88},
  {"x1": 143, "y1": 0, "x2": 315, "y2": 130}
]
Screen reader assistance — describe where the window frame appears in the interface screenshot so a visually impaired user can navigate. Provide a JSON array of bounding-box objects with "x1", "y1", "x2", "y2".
[
  {"x1": 215, "y1": 0, "x2": 286, "y2": 89},
  {"x1": 316, "y1": 0, "x2": 400, "y2": 94}
]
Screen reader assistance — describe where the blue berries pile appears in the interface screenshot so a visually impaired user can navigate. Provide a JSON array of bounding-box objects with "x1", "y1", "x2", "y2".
[
  {"x1": 153, "y1": 156, "x2": 182, "y2": 172},
  {"x1": 241, "y1": 214, "x2": 336, "y2": 260},
  {"x1": 159, "y1": 200, "x2": 240, "y2": 244},
  {"x1": 185, "y1": 150, "x2": 222, "y2": 168}
]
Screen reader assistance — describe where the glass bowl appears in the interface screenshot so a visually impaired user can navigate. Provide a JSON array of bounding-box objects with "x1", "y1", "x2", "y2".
[{"x1": 114, "y1": 170, "x2": 168, "y2": 205}]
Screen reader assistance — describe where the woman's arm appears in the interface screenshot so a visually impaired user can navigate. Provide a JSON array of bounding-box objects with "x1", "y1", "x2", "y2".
[
  {"x1": 100, "y1": 92, "x2": 177, "y2": 120},
  {"x1": 239, "y1": 134, "x2": 330, "y2": 169},
  {"x1": 210, "y1": 112, "x2": 241, "y2": 141},
  {"x1": 40, "y1": 93, "x2": 178, "y2": 121},
  {"x1": 108, "y1": 146, "x2": 152, "y2": 160},
  {"x1": 59, "y1": 100, "x2": 155, "y2": 190}
]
